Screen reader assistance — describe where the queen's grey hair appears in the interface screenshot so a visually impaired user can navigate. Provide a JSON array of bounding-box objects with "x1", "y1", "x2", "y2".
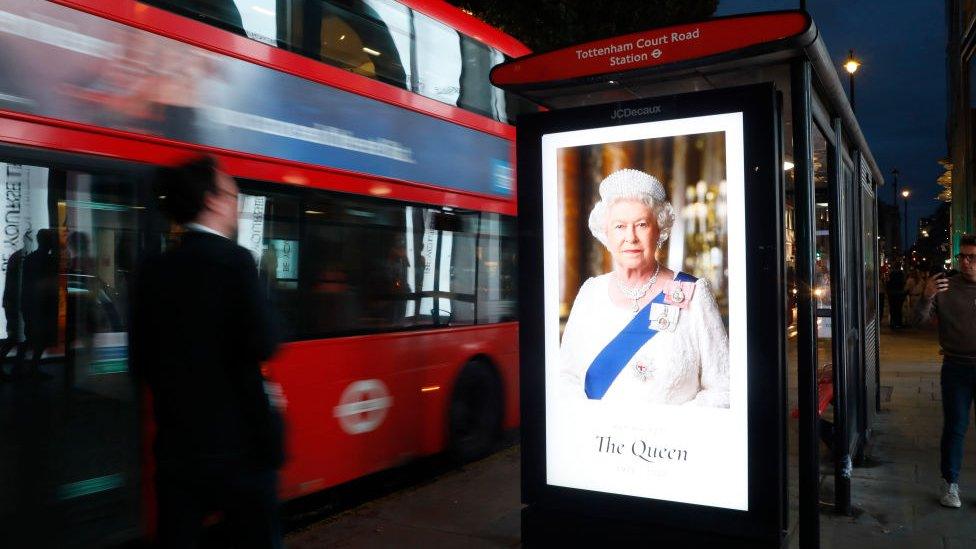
[{"x1": 587, "y1": 169, "x2": 675, "y2": 249}]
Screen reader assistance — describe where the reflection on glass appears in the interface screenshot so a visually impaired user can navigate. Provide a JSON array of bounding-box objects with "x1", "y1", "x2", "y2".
[
  {"x1": 812, "y1": 126, "x2": 832, "y2": 338},
  {"x1": 414, "y1": 11, "x2": 462, "y2": 106},
  {"x1": 862, "y1": 183, "x2": 878, "y2": 324},
  {"x1": 0, "y1": 161, "x2": 143, "y2": 545}
]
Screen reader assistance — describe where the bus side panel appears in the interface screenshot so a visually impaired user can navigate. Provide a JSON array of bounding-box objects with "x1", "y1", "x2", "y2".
[
  {"x1": 269, "y1": 323, "x2": 518, "y2": 500},
  {"x1": 270, "y1": 334, "x2": 422, "y2": 500},
  {"x1": 415, "y1": 324, "x2": 520, "y2": 456}
]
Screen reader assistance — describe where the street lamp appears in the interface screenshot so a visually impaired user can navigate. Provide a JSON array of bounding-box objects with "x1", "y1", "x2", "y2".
[
  {"x1": 901, "y1": 189, "x2": 910, "y2": 257},
  {"x1": 888, "y1": 168, "x2": 900, "y2": 254},
  {"x1": 844, "y1": 49, "x2": 861, "y2": 112}
]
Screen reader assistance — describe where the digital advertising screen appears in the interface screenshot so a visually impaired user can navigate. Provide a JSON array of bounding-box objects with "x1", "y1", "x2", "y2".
[
  {"x1": 517, "y1": 85, "x2": 785, "y2": 540},
  {"x1": 541, "y1": 113, "x2": 747, "y2": 510}
]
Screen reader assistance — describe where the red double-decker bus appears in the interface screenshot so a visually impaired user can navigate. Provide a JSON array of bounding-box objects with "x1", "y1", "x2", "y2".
[{"x1": 0, "y1": 0, "x2": 529, "y2": 545}]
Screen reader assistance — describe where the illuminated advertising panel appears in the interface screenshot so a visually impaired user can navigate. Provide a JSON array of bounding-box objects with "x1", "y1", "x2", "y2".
[
  {"x1": 542, "y1": 113, "x2": 747, "y2": 509},
  {"x1": 517, "y1": 84, "x2": 785, "y2": 542}
]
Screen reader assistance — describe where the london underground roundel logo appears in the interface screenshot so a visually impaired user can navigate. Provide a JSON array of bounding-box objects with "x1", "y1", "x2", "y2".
[{"x1": 333, "y1": 379, "x2": 394, "y2": 435}]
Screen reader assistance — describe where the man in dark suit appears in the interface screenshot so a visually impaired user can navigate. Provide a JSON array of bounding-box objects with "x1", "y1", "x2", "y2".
[{"x1": 131, "y1": 156, "x2": 283, "y2": 548}]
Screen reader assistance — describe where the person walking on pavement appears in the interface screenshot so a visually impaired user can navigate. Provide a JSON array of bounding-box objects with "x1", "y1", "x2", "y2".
[
  {"x1": 913, "y1": 234, "x2": 976, "y2": 508},
  {"x1": 887, "y1": 261, "x2": 907, "y2": 329},
  {"x1": 131, "y1": 156, "x2": 286, "y2": 548}
]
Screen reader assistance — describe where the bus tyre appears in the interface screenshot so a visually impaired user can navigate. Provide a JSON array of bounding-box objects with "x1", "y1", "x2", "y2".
[{"x1": 448, "y1": 360, "x2": 502, "y2": 463}]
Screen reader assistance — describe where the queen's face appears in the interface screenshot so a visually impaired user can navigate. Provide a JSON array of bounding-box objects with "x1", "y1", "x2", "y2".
[{"x1": 606, "y1": 199, "x2": 659, "y2": 272}]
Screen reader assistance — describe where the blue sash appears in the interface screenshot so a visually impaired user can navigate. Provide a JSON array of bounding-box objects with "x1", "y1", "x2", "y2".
[{"x1": 583, "y1": 272, "x2": 697, "y2": 400}]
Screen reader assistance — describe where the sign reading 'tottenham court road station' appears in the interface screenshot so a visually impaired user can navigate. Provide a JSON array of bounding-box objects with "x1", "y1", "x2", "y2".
[{"x1": 490, "y1": 12, "x2": 808, "y2": 83}]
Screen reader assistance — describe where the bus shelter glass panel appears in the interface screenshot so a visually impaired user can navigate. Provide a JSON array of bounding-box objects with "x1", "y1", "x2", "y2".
[
  {"x1": 842, "y1": 162, "x2": 861, "y2": 443},
  {"x1": 860, "y1": 169, "x2": 879, "y2": 427},
  {"x1": 0, "y1": 160, "x2": 144, "y2": 547},
  {"x1": 813, "y1": 127, "x2": 831, "y2": 339}
]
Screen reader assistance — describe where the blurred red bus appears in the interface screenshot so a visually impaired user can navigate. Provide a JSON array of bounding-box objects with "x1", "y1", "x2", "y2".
[{"x1": 0, "y1": 0, "x2": 528, "y2": 545}]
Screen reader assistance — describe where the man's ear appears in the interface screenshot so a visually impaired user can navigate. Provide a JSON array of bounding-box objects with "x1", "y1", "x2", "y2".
[{"x1": 201, "y1": 190, "x2": 220, "y2": 213}]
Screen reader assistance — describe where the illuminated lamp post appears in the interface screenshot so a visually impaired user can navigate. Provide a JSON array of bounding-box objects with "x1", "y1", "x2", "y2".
[
  {"x1": 844, "y1": 49, "x2": 861, "y2": 113},
  {"x1": 889, "y1": 168, "x2": 900, "y2": 254},
  {"x1": 901, "y1": 189, "x2": 911, "y2": 258}
]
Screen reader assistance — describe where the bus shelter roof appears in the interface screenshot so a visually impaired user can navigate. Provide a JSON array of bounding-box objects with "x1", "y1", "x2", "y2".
[{"x1": 490, "y1": 10, "x2": 884, "y2": 186}]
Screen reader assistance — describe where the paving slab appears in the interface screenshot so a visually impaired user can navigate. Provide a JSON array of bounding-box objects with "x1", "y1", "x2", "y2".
[{"x1": 287, "y1": 447, "x2": 521, "y2": 548}]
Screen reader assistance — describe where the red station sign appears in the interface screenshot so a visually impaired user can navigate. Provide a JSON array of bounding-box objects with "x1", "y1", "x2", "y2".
[{"x1": 490, "y1": 12, "x2": 811, "y2": 87}]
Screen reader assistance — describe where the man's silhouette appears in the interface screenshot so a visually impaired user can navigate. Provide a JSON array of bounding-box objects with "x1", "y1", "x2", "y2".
[
  {"x1": 21, "y1": 229, "x2": 58, "y2": 379},
  {"x1": 131, "y1": 156, "x2": 283, "y2": 548},
  {"x1": 0, "y1": 247, "x2": 26, "y2": 379}
]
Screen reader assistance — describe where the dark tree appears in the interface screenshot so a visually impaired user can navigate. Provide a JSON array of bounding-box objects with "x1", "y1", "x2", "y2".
[{"x1": 447, "y1": 0, "x2": 719, "y2": 52}]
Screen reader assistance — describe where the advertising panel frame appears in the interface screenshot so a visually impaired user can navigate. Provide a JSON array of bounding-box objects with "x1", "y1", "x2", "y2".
[{"x1": 517, "y1": 84, "x2": 785, "y2": 544}]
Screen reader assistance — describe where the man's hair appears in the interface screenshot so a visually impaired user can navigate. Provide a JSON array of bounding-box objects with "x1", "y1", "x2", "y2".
[
  {"x1": 36, "y1": 228, "x2": 56, "y2": 250},
  {"x1": 961, "y1": 233, "x2": 976, "y2": 248},
  {"x1": 154, "y1": 156, "x2": 219, "y2": 224}
]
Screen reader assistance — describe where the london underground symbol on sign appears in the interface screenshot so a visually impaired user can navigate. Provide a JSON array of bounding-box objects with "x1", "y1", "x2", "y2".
[
  {"x1": 333, "y1": 379, "x2": 393, "y2": 435},
  {"x1": 651, "y1": 49, "x2": 662, "y2": 59}
]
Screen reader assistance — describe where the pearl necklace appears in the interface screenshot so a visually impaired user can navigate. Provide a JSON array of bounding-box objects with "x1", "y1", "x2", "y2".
[{"x1": 614, "y1": 263, "x2": 661, "y2": 313}]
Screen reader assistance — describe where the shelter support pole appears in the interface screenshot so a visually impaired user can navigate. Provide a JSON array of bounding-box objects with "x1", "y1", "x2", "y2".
[
  {"x1": 829, "y1": 117, "x2": 852, "y2": 516},
  {"x1": 792, "y1": 60, "x2": 820, "y2": 548}
]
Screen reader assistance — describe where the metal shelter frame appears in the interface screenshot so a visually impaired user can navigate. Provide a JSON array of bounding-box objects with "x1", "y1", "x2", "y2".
[{"x1": 492, "y1": 10, "x2": 884, "y2": 548}]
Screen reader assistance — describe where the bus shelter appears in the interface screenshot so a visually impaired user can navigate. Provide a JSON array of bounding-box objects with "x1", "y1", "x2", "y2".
[{"x1": 492, "y1": 11, "x2": 882, "y2": 547}]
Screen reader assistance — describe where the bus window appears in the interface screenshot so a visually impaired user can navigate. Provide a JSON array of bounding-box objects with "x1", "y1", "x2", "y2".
[
  {"x1": 413, "y1": 10, "x2": 462, "y2": 107},
  {"x1": 432, "y1": 210, "x2": 477, "y2": 326},
  {"x1": 236, "y1": 185, "x2": 302, "y2": 339},
  {"x1": 139, "y1": 0, "x2": 248, "y2": 37},
  {"x1": 305, "y1": 0, "x2": 410, "y2": 89},
  {"x1": 457, "y1": 37, "x2": 496, "y2": 121},
  {"x1": 302, "y1": 194, "x2": 426, "y2": 336},
  {"x1": 476, "y1": 213, "x2": 518, "y2": 323},
  {"x1": 141, "y1": 0, "x2": 533, "y2": 123}
]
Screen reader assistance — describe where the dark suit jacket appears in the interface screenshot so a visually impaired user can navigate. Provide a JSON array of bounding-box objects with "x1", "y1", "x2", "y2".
[{"x1": 131, "y1": 230, "x2": 282, "y2": 471}]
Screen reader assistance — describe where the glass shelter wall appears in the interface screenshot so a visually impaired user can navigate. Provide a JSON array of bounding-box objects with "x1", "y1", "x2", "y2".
[
  {"x1": 0, "y1": 159, "x2": 146, "y2": 547},
  {"x1": 780, "y1": 72, "x2": 880, "y2": 539}
]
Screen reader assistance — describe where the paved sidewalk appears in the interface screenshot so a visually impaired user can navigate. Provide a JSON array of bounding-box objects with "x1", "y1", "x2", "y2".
[
  {"x1": 286, "y1": 447, "x2": 521, "y2": 548},
  {"x1": 286, "y1": 326, "x2": 975, "y2": 548},
  {"x1": 816, "y1": 326, "x2": 976, "y2": 548}
]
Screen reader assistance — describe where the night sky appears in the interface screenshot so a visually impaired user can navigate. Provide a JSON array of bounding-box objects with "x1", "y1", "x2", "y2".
[{"x1": 717, "y1": 0, "x2": 947, "y2": 247}]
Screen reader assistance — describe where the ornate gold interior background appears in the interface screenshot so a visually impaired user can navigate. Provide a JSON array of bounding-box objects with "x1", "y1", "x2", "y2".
[{"x1": 557, "y1": 131, "x2": 729, "y2": 326}]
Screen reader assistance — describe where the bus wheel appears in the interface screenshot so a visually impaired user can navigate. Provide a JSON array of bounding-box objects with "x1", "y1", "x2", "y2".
[{"x1": 448, "y1": 360, "x2": 502, "y2": 463}]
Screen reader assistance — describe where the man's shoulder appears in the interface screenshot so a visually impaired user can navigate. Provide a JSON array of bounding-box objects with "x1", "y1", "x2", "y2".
[{"x1": 181, "y1": 233, "x2": 255, "y2": 267}]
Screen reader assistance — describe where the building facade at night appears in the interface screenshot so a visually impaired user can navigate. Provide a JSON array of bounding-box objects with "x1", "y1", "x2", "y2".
[{"x1": 946, "y1": 0, "x2": 976, "y2": 253}]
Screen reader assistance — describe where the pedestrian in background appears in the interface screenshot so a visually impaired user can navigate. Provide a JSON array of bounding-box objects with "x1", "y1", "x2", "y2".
[
  {"x1": 906, "y1": 269, "x2": 924, "y2": 313},
  {"x1": 913, "y1": 234, "x2": 976, "y2": 508},
  {"x1": 879, "y1": 273, "x2": 887, "y2": 325},
  {"x1": 131, "y1": 156, "x2": 285, "y2": 548},
  {"x1": 887, "y1": 261, "x2": 907, "y2": 329}
]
